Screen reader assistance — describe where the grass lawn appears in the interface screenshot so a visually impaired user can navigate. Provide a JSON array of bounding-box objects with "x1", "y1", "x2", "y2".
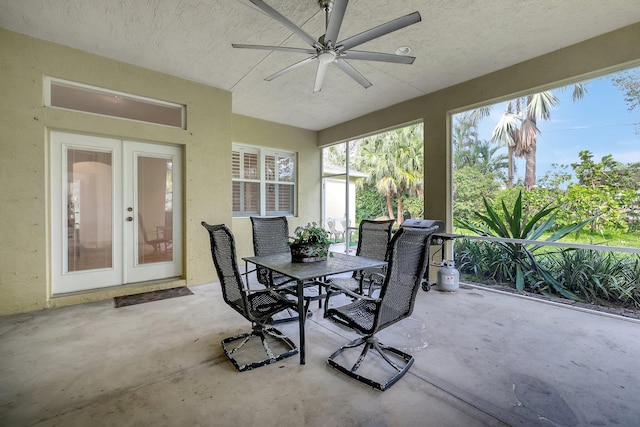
[
  {"x1": 452, "y1": 227, "x2": 640, "y2": 249},
  {"x1": 557, "y1": 230, "x2": 640, "y2": 248}
]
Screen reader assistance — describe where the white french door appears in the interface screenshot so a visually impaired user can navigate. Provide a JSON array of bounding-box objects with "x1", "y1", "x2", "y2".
[{"x1": 50, "y1": 132, "x2": 182, "y2": 295}]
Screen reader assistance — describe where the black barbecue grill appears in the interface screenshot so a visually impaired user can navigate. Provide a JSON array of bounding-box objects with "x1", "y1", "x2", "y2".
[
  {"x1": 400, "y1": 219, "x2": 450, "y2": 291},
  {"x1": 400, "y1": 219, "x2": 445, "y2": 233}
]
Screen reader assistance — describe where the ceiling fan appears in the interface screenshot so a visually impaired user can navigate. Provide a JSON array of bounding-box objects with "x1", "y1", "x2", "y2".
[{"x1": 233, "y1": 0, "x2": 421, "y2": 92}]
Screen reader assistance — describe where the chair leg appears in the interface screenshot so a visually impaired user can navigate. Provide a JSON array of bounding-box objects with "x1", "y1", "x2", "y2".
[
  {"x1": 224, "y1": 333, "x2": 253, "y2": 356},
  {"x1": 327, "y1": 335, "x2": 415, "y2": 391},
  {"x1": 323, "y1": 288, "x2": 343, "y2": 318},
  {"x1": 221, "y1": 326, "x2": 298, "y2": 372}
]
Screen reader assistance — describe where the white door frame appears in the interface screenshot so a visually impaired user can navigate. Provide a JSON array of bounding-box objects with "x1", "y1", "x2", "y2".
[{"x1": 50, "y1": 131, "x2": 182, "y2": 295}]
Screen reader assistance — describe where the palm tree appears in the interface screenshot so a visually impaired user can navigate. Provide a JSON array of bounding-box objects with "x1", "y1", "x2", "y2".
[
  {"x1": 492, "y1": 84, "x2": 587, "y2": 190},
  {"x1": 356, "y1": 124, "x2": 423, "y2": 224},
  {"x1": 452, "y1": 112, "x2": 482, "y2": 169},
  {"x1": 452, "y1": 108, "x2": 490, "y2": 152},
  {"x1": 453, "y1": 109, "x2": 509, "y2": 184},
  {"x1": 469, "y1": 141, "x2": 509, "y2": 177}
]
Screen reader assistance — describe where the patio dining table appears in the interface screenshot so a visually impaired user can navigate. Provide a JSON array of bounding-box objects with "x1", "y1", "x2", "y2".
[{"x1": 242, "y1": 251, "x2": 387, "y2": 364}]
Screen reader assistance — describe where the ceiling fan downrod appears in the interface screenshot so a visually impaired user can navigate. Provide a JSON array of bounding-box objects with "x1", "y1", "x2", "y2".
[{"x1": 318, "y1": 0, "x2": 335, "y2": 47}]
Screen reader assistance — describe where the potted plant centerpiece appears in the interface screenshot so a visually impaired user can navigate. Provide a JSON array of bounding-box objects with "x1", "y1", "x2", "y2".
[{"x1": 289, "y1": 222, "x2": 332, "y2": 263}]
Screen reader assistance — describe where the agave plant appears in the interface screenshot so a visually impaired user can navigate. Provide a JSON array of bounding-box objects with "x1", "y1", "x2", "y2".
[{"x1": 455, "y1": 191, "x2": 593, "y2": 299}]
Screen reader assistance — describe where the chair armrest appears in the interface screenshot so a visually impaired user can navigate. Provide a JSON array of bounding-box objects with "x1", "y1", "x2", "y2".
[
  {"x1": 368, "y1": 272, "x2": 385, "y2": 282},
  {"x1": 245, "y1": 278, "x2": 298, "y2": 294},
  {"x1": 271, "y1": 280, "x2": 298, "y2": 292},
  {"x1": 324, "y1": 279, "x2": 380, "y2": 302},
  {"x1": 275, "y1": 278, "x2": 327, "y2": 296},
  {"x1": 245, "y1": 286, "x2": 288, "y2": 295},
  {"x1": 242, "y1": 267, "x2": 257, "y2": 290}
]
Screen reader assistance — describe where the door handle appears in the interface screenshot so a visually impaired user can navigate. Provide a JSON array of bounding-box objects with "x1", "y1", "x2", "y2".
[{"x1": 126, "y1": 217, "x2": 133, "y2": 222}]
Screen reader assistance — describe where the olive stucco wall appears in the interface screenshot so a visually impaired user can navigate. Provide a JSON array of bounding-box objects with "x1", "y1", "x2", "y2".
[
  {"x1": 230, "y1": 114, "x2": 318, "y2": 260},
  {"x1": 318, "y1": 23, "x2": 640, "y2": 228},
  {"x1": 0, "y1": 29, "x2": 320, "y2": 315}
]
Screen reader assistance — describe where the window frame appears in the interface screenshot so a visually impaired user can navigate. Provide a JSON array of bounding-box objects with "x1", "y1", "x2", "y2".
[
  {"x1": 44, "y1": 77, "x2": 186, "y2": 129},
  {"x1": 232, "y1": 143, "x2": 296, "y2": 217}
]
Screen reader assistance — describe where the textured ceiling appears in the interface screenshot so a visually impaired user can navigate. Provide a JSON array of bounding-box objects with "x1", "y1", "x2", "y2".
[{"x1": 1, "y1": 0, "x2": 639, "y2": 131}]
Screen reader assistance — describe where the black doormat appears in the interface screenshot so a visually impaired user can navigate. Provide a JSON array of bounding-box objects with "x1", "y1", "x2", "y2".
[{"x1": 114, "y1": 287, "x2": 193, "y2": 308}]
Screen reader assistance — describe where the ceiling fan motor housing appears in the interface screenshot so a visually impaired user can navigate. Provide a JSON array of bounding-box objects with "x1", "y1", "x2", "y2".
[{"x1": 319, "y1": 0, "x2": 334, "y2": 12}]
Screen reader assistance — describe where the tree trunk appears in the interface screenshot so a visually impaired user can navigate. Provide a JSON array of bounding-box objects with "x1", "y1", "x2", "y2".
[
  {"x1": 386, "y1": 192, "x2": 395, "y2": 219},
  {"x1": 396, "y1": 196, "x2": 404, "y2": 225},
  {"x1": 524, "y1": 143, "x2": 536, "y2": 191},
  {"x1": 507, "y1": 146, "x2": 514, "y2": 188}
]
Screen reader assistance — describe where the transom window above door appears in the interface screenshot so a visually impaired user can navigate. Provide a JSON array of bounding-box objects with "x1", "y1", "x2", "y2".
[
  {"x1": 45, "y1": 77, "x2": 185, "y2": 128},
  {"x1": 232, "y1": 144, "x2": 296, "y2": 217}
]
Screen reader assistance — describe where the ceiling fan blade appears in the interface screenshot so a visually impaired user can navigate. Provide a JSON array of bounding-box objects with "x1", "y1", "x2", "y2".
[
  {"x1": 232, "y1": 44, "x2": 316, "y2": 55},
  {"x1": 334, "y1": 59, "x2": 372, "y2": 89},
  {"x1": 313, "y1": 62, "x2": 330, "y2": 93},
  {"x1": 250, "y1": 0, "x2": 321, "y2": 49},
  {"x1": 337, "y1": 11, "x2": 421, "y2": 51},
  {"x1": 264, "y1": 56, "x2": 317, "y2": 81},
  {"x1": 342, "y1": 50, "x2": 415, "y2": 64},
  {"x1": 324, "y1": 0, "x2": 348, "y2": 47}
]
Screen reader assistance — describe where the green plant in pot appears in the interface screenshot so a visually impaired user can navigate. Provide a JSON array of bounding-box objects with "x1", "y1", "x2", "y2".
[{"x1": 289, "y1": 222, "x2": 332, "y2": 263}]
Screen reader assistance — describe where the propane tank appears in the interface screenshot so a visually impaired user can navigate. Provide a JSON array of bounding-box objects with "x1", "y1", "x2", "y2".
[{"x1": 437, "y1": 260, "x2": 459, "y2": 292}]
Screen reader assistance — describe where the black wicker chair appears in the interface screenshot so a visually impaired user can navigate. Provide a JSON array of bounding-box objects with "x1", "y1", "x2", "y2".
[
  {"x1": 201, "y1": 222, "x2": 298, "y2": 371},
  {"x1": 324, "y1": 226, "x2": 434, "y2": 390},
  {"x1": 250, "y1": 216, "x2": 293, "y2": 288},
  {"x1": 251, "y1": 216, "x2": 326, "y2": 320},
  {"x1": 326, "y1": 219, "x2": 394, "y2": 298}
]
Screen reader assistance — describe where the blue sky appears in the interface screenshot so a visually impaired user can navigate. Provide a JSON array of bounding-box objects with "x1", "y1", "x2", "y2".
[{"x1": 473, "y1": 67, "x2": 640, "y2": 183}]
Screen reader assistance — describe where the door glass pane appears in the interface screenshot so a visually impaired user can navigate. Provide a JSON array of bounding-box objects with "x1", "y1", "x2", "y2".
[
  {"x1": 137, "y1": 156, "x2": 174, "y2": 264},
  {"x1": 67, "y1": 149, "x2": 113, "y2": 271}
]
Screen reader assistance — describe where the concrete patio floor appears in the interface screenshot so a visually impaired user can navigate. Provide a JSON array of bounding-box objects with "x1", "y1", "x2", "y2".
[{"x1": 2, "y1": 279, "x2": 640, "y2": 426}]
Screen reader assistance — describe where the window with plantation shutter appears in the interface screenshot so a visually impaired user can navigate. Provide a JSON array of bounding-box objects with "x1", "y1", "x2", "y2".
[{"x1": 232, "y1": 144, "x2": 296, "y2": 217}]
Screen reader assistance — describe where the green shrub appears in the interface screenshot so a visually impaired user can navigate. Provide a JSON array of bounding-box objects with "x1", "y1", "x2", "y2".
[
  {"x1": 455, "y1": 191, "x2": 592, "y2": 299},
  {"x1": 543, "y1": 250, "x2": 640, "y2": 308}
]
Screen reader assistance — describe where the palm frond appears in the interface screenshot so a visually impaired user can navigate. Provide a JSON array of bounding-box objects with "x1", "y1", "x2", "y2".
[
  {"x1": 527, "y1": 91, "x2": 559, "y2": 121},
  {"x1": 491, "y1": 112, "x2": 520, "y2": 146},
  {"x1": 515, "y1": 118, "x2": 540, "y2": 154}
]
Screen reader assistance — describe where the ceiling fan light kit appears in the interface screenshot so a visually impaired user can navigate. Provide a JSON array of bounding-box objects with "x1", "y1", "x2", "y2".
[
  {"x1": 233, "y1": 0, "x2": 421, "y2": 92},
  {"x1": 318, "y1": 50, "x2": 337, "y2": 65}
]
